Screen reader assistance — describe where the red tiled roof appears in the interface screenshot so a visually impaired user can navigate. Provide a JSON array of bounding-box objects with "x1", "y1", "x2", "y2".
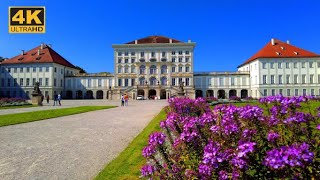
[
  {"x1": 126, "y1": 35, "x2": 182, "y2": 44},
  {"x1": 2, "y1": 44, "x2": 76, "y2": 68},
  {"x1": 238, "y1": 39, "x2": 320, "y2": 67}
]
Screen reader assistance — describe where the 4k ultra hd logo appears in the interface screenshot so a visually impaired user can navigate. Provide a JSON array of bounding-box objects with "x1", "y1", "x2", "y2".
[{"x1": 9, "y1": 6, "x2": 45, "y2": 33}]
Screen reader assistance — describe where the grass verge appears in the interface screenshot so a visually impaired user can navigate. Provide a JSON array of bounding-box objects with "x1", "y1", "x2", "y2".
[
  {"x1": 0, "y1": 104, "x2": 35, "y2": 110},
  {"x1": 95, "y1": 109, "x2": 166, "y2": 180},
  {"x1": 0, "y1": 106, "x2": 116, "y2": 127}
]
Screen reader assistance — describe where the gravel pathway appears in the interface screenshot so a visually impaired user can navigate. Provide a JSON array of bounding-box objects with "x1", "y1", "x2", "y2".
[{"x1": 0, "y1": 100, "x2": 167, "y2": 180}]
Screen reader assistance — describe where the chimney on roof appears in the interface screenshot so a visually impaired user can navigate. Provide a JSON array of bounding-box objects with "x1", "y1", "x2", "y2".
[
  {"x1": 286, "y1": 40, "x2": 290, "y2": 44},
  {"x1": 37, "y1": 49, "x2": 40, "y2": 56},
  {"x1": 271, "y1": 38, "x2": 275, "y2": 46},
  {"x1": 135, "y1": 40, "x2": 137, "y2": 44},
  {"x1": 169, "y1": 39, "x2": 172, "y2": 43},
  {"x1": 21, "y1": 50, "x2": 24, "y2": 55}
]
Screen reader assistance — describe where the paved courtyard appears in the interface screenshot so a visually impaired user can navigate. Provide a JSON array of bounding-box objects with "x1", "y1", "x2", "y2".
[{"x1": 0, "y1": 100, "x2": 167, "y2": 180}]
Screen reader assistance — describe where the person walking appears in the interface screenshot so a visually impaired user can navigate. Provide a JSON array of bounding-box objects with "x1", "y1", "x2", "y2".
[
  {"x1": 46, "y1": 95, "x2": 50, "y2": 104},
  {"x1": 124, "y1": 94, "x2": 129, "y2": 106},
  {"x1": 121, "y1": 94, "x2": 124, "y2": 106},
  {"x1": 53, "y1": 93, "x2": 58, "y2": 106},
  {"x1": 58, "y1": 93, "x2": 62, "y2": 106}
]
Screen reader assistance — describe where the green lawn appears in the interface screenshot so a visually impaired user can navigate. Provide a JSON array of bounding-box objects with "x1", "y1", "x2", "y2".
[
  {"x1": 95, "y1": 110, "x2": 166, "y2": 180},
  {"x1": 0, "y1": 104, "x2": 35, "y2": 110},
  {"x1": 0, "y1": 106, "x2": 116, "y2": 127}
]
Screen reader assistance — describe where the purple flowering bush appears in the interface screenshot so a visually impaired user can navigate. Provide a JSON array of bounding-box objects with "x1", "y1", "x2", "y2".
[
  {"x1": 141, "y1": 95, "x2": 320, "y2": 179},
  {"x1": 205, "y1": 96, "x2": 218, "y2": 103},
  {"x1": 0, "y1": 97, "x2": 30, "y2": 106},
  {"x1": 229, "y1": 96, "x2": 241, "y2": 102}
]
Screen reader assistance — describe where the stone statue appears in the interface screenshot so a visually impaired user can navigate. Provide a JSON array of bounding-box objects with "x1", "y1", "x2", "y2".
[
  {"x1": 32, "y1": 82, "x2": 41, "y2": 95},
  {"x1": 179, "y1": 81, "x2": 184, "y2": 91}
]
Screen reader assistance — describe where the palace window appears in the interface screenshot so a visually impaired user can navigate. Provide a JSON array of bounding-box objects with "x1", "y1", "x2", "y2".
[
  {"x1": 310, "y1": 74, "x2": 314, "y2": 84},
  {"x1": 178, "y1": 66, "x2": 183, "y2": 72},
  {"x1": 139, "y1": 65, "x2": 146, "y2": 74},
  {"x1": 161, "y1": 65, "x2": 167, "y2": 74},
  {"x1": 118, "y1": 52, "x2": 122, "y2": 56},
  {"x1": 262, "y1": 62, "x2": 267, "y2": 69},
  {"x1": 33, "y1": 78, "x2": 36, "y2": 86},
  {"x1": 186, "y1": 78, "x2": 190, "y2": 86},
  {"x1": 45, "y1": 78, "x2": 49, "y2": 86},
  {"x1": 186, "y1": 51, "x2": 190, "y2": 55},
  {"x1": 140, "y1": 52, "x2": 144, "y2": 57},
  {"x1": 286, "y1": 75, "x2": 290, "y2": 84},
  {"x1": 263, "y1": 89, "x2": 267, "y2": 96},
  {"x1": 171, "y1": 66, "x2": 176, "y2": 73},
  {"x1": 294, "y1": 62, "x2": 297, "y2": 68},
  {"x1": 270, "y1": 75, "x2": 275, "y2": 84},
  {"x1": 278, "y1": 62, "x2": 282, "y2": 69},
  {"x1": 294, "y1": 75, "x2": 298, "y2": 84},
  {"x1": 125, "y1": 59, "x2": 128, "y2": 63},
  {"x1": 151, "y1": 52, "x2": 155, "y2": 57},
  {"x1": 161, "y1": 77, "x2": 167, "y2": 85},
  {"x1": 302, "y1": 62, "x2": 305, "y2": 68},
  {"x1": 171, "y1": 58, "x2": 176, "y2": 62},
  {"x1": 186, "y1": 66, "x2": 190, "y2": 72},
  {"x1": 287, "y1": 89, "x2": 291, "y2": 96},
  {"x1": 131, "y1": 52, "x2": 135, "y2": 56},
  {"x1": 39, "y1": 78, "x2": 42, "y2": 86},
  {"x1": 185, "y1": 57, "x2": 189, "y2": 62},
  {"x1": 26, "y1": 78, "x2": 30, "y2": 86},
  {"x1": 150, "y1": 65, "x2": 157, "y2": 74},
  {"x1": 179, "y1": 58, "x2": 182, "y2": 62},
  {"x1": 286, "y1": 62, "x2": 290, "y2": 69},
  {"x1": 278, "y1": 75, "x2": 282, "y2": 84},
  {"x1": 178, "y1": 51, "x2": 183, "y2": 55},
  {"x1": 171, "y1": 51, "x2": 176, "y2": 55},
  {"x1": 125, "y1": 52, "x2": 129, "y2": 56},
  {"x1": 131, "y1": 59, "x2": 135, "y2": 63},
  {"x1": 270, "y1": 62, "x2": 274, "y2": 69},
  {"x1": 302, "y1": 75, "x2": 306, "y2": 84},
  {"x1": 309, "y1": 62, "x2": 313, "y2": 68},
  {"x1": 295, "y1": 89, "x2": 299, "y2": 96},
  {"x1": 172, "y1": 78, "x2": 176, "y2": 86}
]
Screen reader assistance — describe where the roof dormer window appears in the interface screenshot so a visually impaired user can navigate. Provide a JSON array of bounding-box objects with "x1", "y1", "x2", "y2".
[
  {"x1": 294, "y1": 52, "x2": 299, "y2": 55},
  {"x1": 276, "y1": 52, "x2": 281, "y2": 56}
]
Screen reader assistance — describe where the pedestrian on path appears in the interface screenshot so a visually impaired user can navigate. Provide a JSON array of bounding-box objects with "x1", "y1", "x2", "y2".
[
  {"x1": 58, "y1": 94, "x2": 62, "y2": 106},
  {"x1": 121, "y1": 94, "x2": 124, "y2": 106},
  {"x1": 53, "y1": 93, "x2": 58, "y2": 106},
  {"x1": 124, "y1": 94, "x2": 129, "y2": 106}
]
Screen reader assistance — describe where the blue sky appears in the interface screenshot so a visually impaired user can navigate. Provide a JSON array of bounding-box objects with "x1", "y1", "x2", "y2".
[{"x1": 1, "y1": 0, "x2": 320, "y2": 73}]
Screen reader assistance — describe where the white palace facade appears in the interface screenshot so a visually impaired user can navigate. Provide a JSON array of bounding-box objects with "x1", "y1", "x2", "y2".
[{"x1": 1, "y1": 36, "x2": 320, "y2": 99}]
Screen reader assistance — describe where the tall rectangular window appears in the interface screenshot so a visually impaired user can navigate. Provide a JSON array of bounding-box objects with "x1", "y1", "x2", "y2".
[
  {"x1": 231, "y1": 77, "x2": 235, "y2": 86},
  {"x1": 270, "y1": 62, "x2": 274, "y2": 69},
  {"x1": 294, "y1": 75, "x2": 298, "y2": 84},
  {"x1": 279, "y1": 89, "x2": 283, "y2": 95},
  {"x1": 125, "y1": 52, "x2": 129, "y2": 56},
  {"x1": 125, "y1": 79, "x2": 129, "y2": 86},
  {"x1": 310, "y1": 74, "x2": 314, "y2": 84},
  {"x1": 54, "y1": 79, "x2": 57, "y2": 86},
  {"x1": 311, "y1": 89, "x2": 315, "y2": 96},
  {"x1": 271, "y1": 75, "x2": 275, "y2": 84},
  {"x1": 178, "y1": 51, "x2": 183, "y2": 55},
  {"x1": 151, "y1": 52, "x2": 155, "y2": 57},
  {"x1": 309, "y1": 62, "x2": 313, "y2": 68},
  {"x1": 171, "y1": 51, "x2": 175, "y2": 55},
  {"x1": 87, "y1": 79, "x2": 91, "y2": 87},
  {"x1": 171, "y1": 58, "x2": 175, "y2": 62},
  {"x1": 33, "y1": 67, "x2": 36, "y2": 72},
  {"x1": 26, "y1": 78, "x2": 30, "y2": 86},
  {"x1": 263, "y1": 75, "x2": 267, "y2": 84},
  {"x1": 186, "y1": 78, "x2": 190, "y2": 86},
  {"x1": 179, "y1": 58, "x2": 182, "y2": 62},
  {"x1": 303, "y1": 89, "x2": 307, "y2": 95},
  {"x1": 27, "y1": 67, "x2": 30, "y2": 72},
  {"x1": 131, "y1": 52, "x2": 135, "y2": 56},
  {"x1": 60, "y1": 79, "x2": 63, "y2": 87},
  {"x1": 287, "y1": 89, "x2": 291, "y2": 96},
  {"x1": 98, "y1": 79, "x2": 102, "y2": 87},
  {"x1": 262, "y1": 63, "x2": 267, "y2": 69},
  {"x1": 263, "y1": 89, "x2": 267, "y2": 96},
  {"x1": 172, "y1": 78, "x2": 176, "y2": 86},
  {"x1": 118, "y1": 79, "x2": 122, "y2": 86},
  {"x1": 20, "y1": 67, "x2": 23, "y2": 72},
  {"x1": 302, "y1": 62, "x2": 305, "y2": 68},
  {"x1": 286, "y1": 75, "x2": 290, "y2": 84},
  {"x1": 178, "y1": 66, "x2": 183, "y2": 72},
  {"x1": 14, "y1": 67, "x2": 17, "y2": 73},
  {"x1": 278, "y1": 75, "x2": 282, "y2": 84},
  {"x1": 33, "y1": 78, "x2": 36, "y2": 86},
  {"x1": 131, "y1": 79, "x2": 135, "y2": 86},
  {"x1": 45, "y1": 78, "x2": 49, "y2": 86},
  {"x1": 39, "y1": 67, "x2": 42, "y2": 72},
  {"x1": 39, "y1": 78, "x2": 42, "y2": 86},
  {"x1": 172, "y1": 66, "x2": 176, "y2": 72},
  {"x1": 13, "y1": 78, "x2": 17, "y2": 87},
  {"x1": 219, "y1": 77, "x2": 224, "y2": 86},
  {"x1": 271, "y1": 89, "x2": 275, "y2": 96},
  {"x1": 20, "y1": 78, "x2": 24, "y2": 86},
  {"x1": 162, "y1": 52, "x2": 166, "y2": 57},
  {"x1": 186, "y1": 66, "x2": 190, "y2": 72},
  {"x1": 46, "y1": 67, "x2": 49, "y2": 72},
  {"x1": 286, "y1": 62, "x2": 289, "y2": 69},
  {"x1": 294, "y1": 62, "x2": 297, "y2": 68},
  {"x1": 295, "y1": 89, "x2": 299, "y2": 96},
  {"x1": 302, "y1": 75, "x2": 306, "y2": 84},
  {"x1": 140, "y1": 52, "x2": 144, "y2": 57},
  {"x1": 185, "y1": 57, "x2": 189, "y2": 62},
  {"x1": 278, "y1": 62, "x2": 282, "y2": 69}
]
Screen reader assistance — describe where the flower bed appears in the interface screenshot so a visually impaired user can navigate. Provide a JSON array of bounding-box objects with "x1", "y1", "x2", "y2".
[
  {"x1": 141, "y1": 95, "x2": 320, "y2": 179},
  {"x1": 229, "y1": 96, "x2": 241, "y2": 102},
  {"x1": 0, "y1": 98, "x2": 31, "y2": 107}
]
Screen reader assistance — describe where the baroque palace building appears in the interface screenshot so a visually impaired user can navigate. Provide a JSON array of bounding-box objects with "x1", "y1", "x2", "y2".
[{"x1": 0, "y1": 36, "x2": 319, "y2": 99}]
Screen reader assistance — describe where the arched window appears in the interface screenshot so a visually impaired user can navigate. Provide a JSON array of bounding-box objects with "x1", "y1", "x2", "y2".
[
  {"x1": 150, "y1": 65, "x2": 157, "y2": 74},
  {"x1": 161, "y1": 65, "x2": 167, "y2": 74},
  {"x1": 140, "y1": 65, "x2": 145, "y2": 74},
  {"x1": 139, "y1": 77, "x2": 145, "y2": 85},
  {"x1": 161, "y1": 77, "x2": 167, "y2": 85},
  {"x1": 150, "y1": 77, "x2": 157, "y2": 85},
  {"x1": 124, "y1": 66, "x2": 129, "y2": 73}
]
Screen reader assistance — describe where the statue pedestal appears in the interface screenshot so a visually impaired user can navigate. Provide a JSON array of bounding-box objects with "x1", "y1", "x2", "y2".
[
  {"x1": 177, "y1": 92, "x2": 185, "y2": 97},
  {"x1": 32, "y1": 94, "x2": 43, "y2": 106}
]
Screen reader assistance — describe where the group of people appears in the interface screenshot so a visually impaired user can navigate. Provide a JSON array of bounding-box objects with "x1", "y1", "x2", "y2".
[
  {"x1": 43, "y1": 93, "x2": 62, "y2": 106},
  {"x1": 121, "y1": 94, "x2": 129, "y2": 106}
]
